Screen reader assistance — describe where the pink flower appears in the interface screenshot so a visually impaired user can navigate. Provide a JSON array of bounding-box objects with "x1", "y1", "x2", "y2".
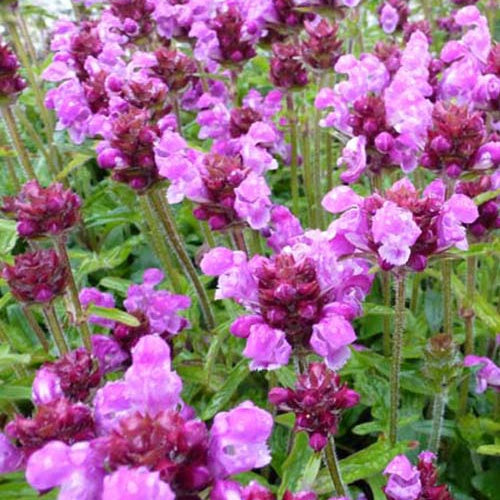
[{"x1": 464, "y1": 355, "x2": 500, "y2": 393}]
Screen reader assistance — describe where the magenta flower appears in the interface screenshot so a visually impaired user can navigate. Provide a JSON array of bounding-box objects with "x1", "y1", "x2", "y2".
[
  {"x1": 0, "y1": 434, "x2": 23, "y2": 474},
  {"x1": 212, "y1": 479, "x2": 276, "y2": 500},
  {"x1": 209, "y1": 401, "x2": 273, "y2": 477},
  {"x1": 26, "y1": 441, "x2": 104, "y2": 500},
  {"x1": 2, "y1": 181, "x2": 81, "y2": 238},
  {"x1": 464, "y1": 355, "x2": 500, "y2": 393},
  {"x1": 301, "y1": 19, "x2": 343, "y2": 71},
  {"x1": 270, "y1": 42, "x2": 308, "y2": 89},
  {"x1": 103, "y1": 467, "x2": 175, "y2": 500},
  {"x1": 201, "y1": 236, "x2": 371, "y2": 370},
  {"x1": 2, "y1": 249, "x2": 68, "y2": 304},
  {"x1": 323, "y1": 177, "x2": 479, "y2": 271},
  {"x1": 269, "y1": 362, "x2": 359, "y2": 451},
  {"x1": 0, "y1": 38, "x2": 26, "y2": 99},
  {"x1": 377, "y1": 0, "x2": 409, "y2": 34},
  {"x1": 383, "y1": 452, "x2": 453, "y2": 500}
]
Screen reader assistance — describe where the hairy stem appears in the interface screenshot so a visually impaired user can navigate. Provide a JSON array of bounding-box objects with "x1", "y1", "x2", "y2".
[
  {"x1": 459, "y1": 255, "x2": 477, "y2": 415},
  {"x1": 148, "y1": 189, "x2": 215, "y2": 330},
  {"x1": 1, "y1": 105, "x2": 36, "y2": 180},
  {"x1": 429, "y1": 388, "x2": 446, "y2": 453},
  {"x1": 389, "y1": 272, "x2": 406, "y2": 446},
  {"x1": 324, "y1": 437, "x2": 349, "y2": 498},
  {"x1": 382, "y1": 271, "x2": 391, "y2": 357},
  {"x1": 442, "y1": 260, "x2": 453, "y2": 334},
  {"x1": 55, "y1": 238, "x2": 92, "y2": 351},
  {"x1": 23, "y1": 306, "x2": 50, "y2": 353},
  {"x1": 286, "y1": 93, "x2": 300, "y2": 215},
  {"x1": 139, "y1": 195, "x2": 182, "y2": 292},
  {"x1": 43, "y1": 304, "x2": 69, "y2": 355}
]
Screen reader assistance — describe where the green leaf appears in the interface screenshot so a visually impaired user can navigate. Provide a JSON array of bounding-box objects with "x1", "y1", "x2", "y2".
[
  {"x1": 0, "y1": 383, "x2": 32, "y2": 401},
  {"x1": 424, "y1": 289, "x2": 443, "y2": 333},
  {"x1": 275, "y1": 412, "x2": 295, "y2": 429},
  {"x1": 363, "y1": 303, "x2": 394, "y2": 316},
  {"x1": 278, "y1": 432, "x2": 315, "y2": 497},
  {"x1": 99, "y1": 277, "x2": 131, "y2": 295},
  {"x1": 471, "y1": 471, "x2": 499, "y2": 498},
  {"x1": 476, "y1": 444, "x2": 500, "y2": 456},
  {"x1": 0, "y1": 344, "x2": 30, "y2": 369},
  {"x1": 474, "y1": 188, "x2": 500, "y2": 206},
  {"x1": 0, "y1": 219, "x2": 17, "y2": 256},
  {"x1": 314, "y1": 440, "x2": 412, "y2": 493},
  {"x1": 200, "y1": 360, "x2": 250, "y2": 420},
  {"x1": 86, "y1": 304, "x2": 140, "y2": 327},
  {"x1": 55, "y1": 153, "x2": 93, "y2": 181}
]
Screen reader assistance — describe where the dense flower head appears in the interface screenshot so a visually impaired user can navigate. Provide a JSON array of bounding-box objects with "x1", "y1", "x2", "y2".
[
  {"x1": 0, "y1": 38, "x2": 26, "y2": 99},
  {"x1": 374, "y1": 41, "x2": 402, "y2": 76},
  {"x1": 111, "y1": 269, "x2": 190, "y2": 352},
  {"x1": 455, "y1": 174, "x2": 500, "y2": 239},
  {"x1": 156, "y1": 131, "x2": 273, "y2": 230},
  {"x1": 2, "y1": 249, "x2": 68, "y2": 304},
  {"x1": 403, "y1": 21, "x2": 432, "y2": 43},
  {"x1": 96, "y1": 107, "x2": 161, "y2": 191},
  {"x1": 323, "y1": 178, "x2": 479, "y2": 271},
  {"x1": 270, "y1": 42, "x2": 308, "y2": 89},
  {"x1": 301, "y1": 19, "x2": 343, "y2": 71},
  {"x1": 383, "y1": 452, "x2": 453, "y2": 500},
  {"x1": 269, "y1": 0, "x2": 309, "y2": 29},
  {"x1": 4, "y1": 398, "x2": 95, "y2": 459},
  {"x1": 464, "y1": 355, "x2": 500, "y2": 393},
  {"x1": 269, "y1": 362, "x2": 359, "y2": 451},
  {"x1": 33, "y1": 349, "x2": 101, "y2": 404},
  {"x1": 151, "y1": 47, "x2": 197, "y2": 92},
  {"x1": 421, "y1": 103, "x2": 488, "y2": 177},
  {"x1": 201, "y1": 236, "x2": 372, "y2": 370},
  {"x1": 2, "y1": 181, "x2": 81, "y2": 238},
  {"x1": 109, "y1": 0, "x2": 156, "y2": 40}
]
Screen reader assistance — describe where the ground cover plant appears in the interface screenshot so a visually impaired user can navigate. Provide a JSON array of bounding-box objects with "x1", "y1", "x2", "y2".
[{"x1": 0, "y1": 0, "x2": 498, "y2": 498}]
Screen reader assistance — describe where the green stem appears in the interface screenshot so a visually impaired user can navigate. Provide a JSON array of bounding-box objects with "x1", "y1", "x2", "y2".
[
  {"x1": 148, "y1": 190, "x2": 216, "y2": 330},
  {"x1": 43, "y1": 304, "x2": 69, "y2": 355},
  {"x1": 300, "y1": 114, "x2": 315, "y2": 226},
  {"x1": 6, "y1": 157, "x2": 21, "y2": 190},
  {"x1": 14, "y1": 106, "x2": 58, "y2": 180},
  {"x1": 324, "y1": 436, "x2": 349, "y2": 498},
  {"x1": 326, "y1": 129, "x2": 333, "y2": 192},
  {"x1": 55, "y1": 238, "x2": 92, "y2": 351},
  {"x1": 23, "y1": 305, "x2": 50, "y2": 353},
  {"x1": 172, "y1": 95, "x2": 183, "y2": 135},
  {"x1": 1, "y1": 105, "x2": 36, "y2": 179},
  {"x1": 459, "y1": 255, "x2": 477, "y2": 415},
  {"x1": 248, "y1": 229, "x2": 263, "y2": 256},
  {"x1": 16, "y1": 13, "x2": 37, "y2": 64},
  {"x1": 231, "y1": 227, "x2": 248, "y2": 254},
  {"x1": 286, "y1": 93, "x2": 300, "y2": 215},
  {"x1": 139, "y1": 195, "x2": 182, "y2": 292},
  {"x1": 382, "y1": 271, "x2": 391, "y2": 357},
  {"x1": 389, "y1": 272, "x2": 406, "y2": 446},
  {"x1": 410, "y1": 273, "x2": 421, "y2": 314},
  {"x1": 428, "y1": 388, "x2": 446, "y2": 453},
  {"x1": 442, "y1": 260, "x2": 453, "y2": 334},
  {"x1": 313, "y1": 86, "x2": 324, "y2": 229}
]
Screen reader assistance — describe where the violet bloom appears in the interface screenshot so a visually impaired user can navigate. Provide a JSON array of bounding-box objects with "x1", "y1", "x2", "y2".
[
  {"x1": 94, "y1": 335, "x2": 183, "y2": 432},
  {"x1": 209, "y1": 401, "x2": 273, "y2": 477},
  {"x1": 2, "y1": 249, "x2": 68, "y2": 304},
  {"x1": 377, "y1": 0, "x2": 409, "y2": 34},
  {"x1": 383, "y1": 452, "x2": 453, "y2": 500},
  {"x1": 156, "y1": 131, "x2": 273, "y2": 231},
  {"x1": 270, "y1": 42, "x2": 309, "y2": 89},
  {"x1": 212, "y1": 479, "x2": 275, "y2": 500},
  {"x1": 201, "y1": 234, "x2": 372, "y2": 370},
  {"x1": 464, "y1": 355, "x2": 500, "y2": 393},
  {"x1": 323, "y1": 177, "x2": 479, "y2": 271},
  {"x1": 110, "y1": 268, "x2": 190, "y2": 353},
  {"x1": 0, "y1": 38, "x2": 26, "y2": 99},
  {"x1": 26, "y1": 441, "x2": 104, "y2": 500},
  {"x1": 2, "y1": 180, "x2": 81, "y2": 238},
  {"x1": 103, "y1": 467, "x2": 175, "y2": 500},
  {"x1": 79, "y1": 287, "x2": 116, "y2": 328},
  {"x1": 301, "y1": 19, "x2": 343, "y2": 71},
  {"x1": 269, "y1": 362, "x2": 359, "y2": 451},
  {"x1": 154, "y1": 0, "x2": 211, "y2": 39}
]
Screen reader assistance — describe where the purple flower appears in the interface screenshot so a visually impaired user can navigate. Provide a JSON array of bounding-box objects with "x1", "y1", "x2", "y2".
[
  {"x1": 243, "y1": 324, "x2": 292, "y2": 370},
  {"x1": 103, "y1": 467, "x2": 175, "y2": 500},
  {"x1": 0, "y1": 38, "x2": 26, "y2": 99},
  {"x1": 338, "y1": 136, "x2": 367, "y2": 184},
  {"x1": 0, "y1": 433, "x2": 23, "y2": 474},
  {"x1": 209, "y1": 401, "x2": 273, "y2": 477},
  {"x1": 269, "y1": 363, "x2": 359, "y2": 451},
  {"x1": 79, "y1": 287, "x2": 116, "y2": 328},
  {"x1": 212, "y1": 479, "x2": 275, "y2": 500},
  {"x1": 2, "y1": 180, "x2": 81, "y2": 238},
  {"x1": 266, "y1": 205, "x2": 303, "y2": 252},
  {"x1": 464, "y1": 355, "x2": 500, "y2": 393},
  {"x1": 379, "y1": 3, "x2": 400, "y2": 34},
  {"x1": 95, "y1": 335, "x2": 183, "y2": 432},
  {"x1": 26, "y1": 441, "x2": 104, "y2": 500},
  {"x1": 383, "y1": 455, "x2": 421, "y2": 500}
]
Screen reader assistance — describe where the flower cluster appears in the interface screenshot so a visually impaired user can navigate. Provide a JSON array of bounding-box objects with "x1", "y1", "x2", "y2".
[
  {"x1": 201, "y1": 232, "x2": 372, "y2": 370},
  {"x1": 0, "y1": 335, "x2": 274, "y2": 499},
  {"x1": 2, "y1": 181, "x2": 81, "y2": 238},
  {"x1": 269, "y1": 362, "x2": 359, "y2": 450},
  {"x1": 323, "y1": 177, "x2": 478, "y2": 271},
  {"x1": 2, "y1": 249, "x2": 68, "y2": 304},
  {"x1": 80, "y1": 268, "x2": 190, "y2": 354},
  {"x1": 383, "y1": 452, "x2": 453, "y2": 500},
  {"x1": 0, "y1": 38, "x2": 26, "y2": 100}
]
